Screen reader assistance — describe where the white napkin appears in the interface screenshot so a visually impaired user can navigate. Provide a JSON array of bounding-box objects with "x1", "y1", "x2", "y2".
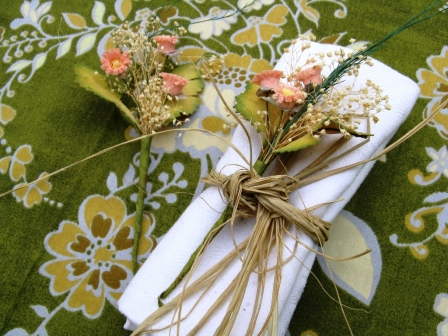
[{"x1": 118, "y1": 42, "x2": 420, "y2": 335}]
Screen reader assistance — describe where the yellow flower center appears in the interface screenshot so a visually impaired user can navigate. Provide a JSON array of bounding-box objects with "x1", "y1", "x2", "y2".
[
  {"x1": 94, "y1": 246, "x2": 114, "y2": 264},
  {"x1": 281, "y1": 87, "x2": 295, "y2": 97},
  {"x1": 111, "y1": 59, "x2": 122, "y2": 69}
]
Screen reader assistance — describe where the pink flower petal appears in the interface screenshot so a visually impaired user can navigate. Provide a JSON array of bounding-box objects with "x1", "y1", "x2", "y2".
[
  {"x1": 272, "y1": 84, "x2": 304, "y2": 110},
  {"x1": 295, "y1": 65, "x2": 323, "y2": 86},
  {"x1": 153, "y1": 35, "x2": 179, "y2": 55},
  {"x1": 160, "y1": 72, "x2": 189, "y2": 96},
  {"x1": 252, "y1": 69, "x2": 284, "y2": 89}
]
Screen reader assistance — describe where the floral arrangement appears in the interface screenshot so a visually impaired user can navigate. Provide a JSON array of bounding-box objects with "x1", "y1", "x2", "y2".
[{"x1": 75, "y1": 14, "x2": 206, "y2": 273}]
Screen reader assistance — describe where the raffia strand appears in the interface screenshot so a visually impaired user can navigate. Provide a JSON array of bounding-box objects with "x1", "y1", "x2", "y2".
[{"x1": 202, "y1": 170, "x2": 331, "y2": 243}]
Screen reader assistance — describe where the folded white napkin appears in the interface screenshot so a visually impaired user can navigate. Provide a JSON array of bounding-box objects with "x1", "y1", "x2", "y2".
[{"x1": 118, "y1": 42, "x2": 419, "y2": 335}]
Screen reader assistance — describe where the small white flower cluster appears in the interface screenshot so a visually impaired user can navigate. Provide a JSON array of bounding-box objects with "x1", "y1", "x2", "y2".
[
  {"x1": 295, "y1": 79, "x2": 390, "y2": 139},
  {"x1": 107, "y1": 19, "x2": 187, "y2": 134},
  {"x1": 274, "y1": 35, "x2": 391, "y2": 148}
]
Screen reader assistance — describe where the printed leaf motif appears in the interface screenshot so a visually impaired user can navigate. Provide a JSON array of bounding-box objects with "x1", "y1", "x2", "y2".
[
  {"x1": 32, "y1": 53, "x2": 47, "y2": 72},
  {"x1": 92, "y1": 1, "x2": 106, "y2": 25},
  {"x1": 31, "y1": 304, "x2": 50, "y2": 318},
  {"x1": 319, "y1": 33, "x2": 345, "y2": 45},
  {"x1": 317, "y1": 210, "x2": 382, "y2": 305},
  {"x1": 273, "y1": 133, "x2": 320, "y2": 153},
  {"x1": 299, "y1": 0, "x2": 320, "y2": 24},
  {"x1": 97, "y1": 32, "x2": 114, "y2": 58},
  {"x1": 63, "y1": 13, "x2": 87, "y2": 30},
  {"x1": 74, "y1": 64, "x2": 136, "y2": 126},
  {"x1": 107, "y1": 172, "x2": 118, "y2": 193},
  {"x1": 6, "y1": 60, "x2": 32, "y2": 73},
  {"x1": 76, "y1": 33, "x2": 97, "y2": 56},
  {"x1": 424, "y1": 192, "x2": 448, "y2": 203},
  {"x1": 115, "y1": 0, "x2": 132, "y2": 21},
  {"x1": 56, "y1": 38, "x2": 73, "y2": 59},
  {"x1": 4, "y1": 329, "x2": 29, "y2": 336},
  {"x1": 123, "y1": 163, "x2": 136, "y2": 186}
]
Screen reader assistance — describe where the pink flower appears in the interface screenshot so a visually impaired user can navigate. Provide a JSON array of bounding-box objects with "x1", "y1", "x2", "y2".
[
  {"x1": 272, "y1": 84, "x2": 304, "y2": 110},
  {"x1": 100, "y1": 48, "x2": 131, "y2": 76},
  {"x1": 252, "y1": 70, "x2": 284, "y2": 89},
  {"x1": 160, "y1": 72, "x2": 189, "y2": 96},
  {"x1": 295, "y1": 65, "x2": 323, "y2": 86},
  {"x1": 153, "y1": 35, "x2": 179, "y2": 54}
]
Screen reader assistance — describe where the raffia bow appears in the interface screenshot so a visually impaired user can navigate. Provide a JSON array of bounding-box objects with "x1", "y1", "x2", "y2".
[{"x1": 202, "y1": 169, "x2": 331, "y2": 243}]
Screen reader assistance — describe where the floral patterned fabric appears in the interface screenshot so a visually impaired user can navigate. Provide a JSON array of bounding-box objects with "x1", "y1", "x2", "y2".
[{"x1": 0, "y1": 0, "x2": 447, "y2": 335}]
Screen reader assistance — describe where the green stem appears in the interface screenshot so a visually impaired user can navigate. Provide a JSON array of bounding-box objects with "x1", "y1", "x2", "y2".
[
  {"x1": 133, "y1": 136, "x2": 152, "y2": 274},
  {"x1": 158, "y1": 205, "x2": 233, "y2": 306},
  {"x1": 157, "y1": 159, "x2": 267, "y2": 305}
]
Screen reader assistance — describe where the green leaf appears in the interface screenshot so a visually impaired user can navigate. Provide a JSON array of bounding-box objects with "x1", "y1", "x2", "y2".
[
  {"x1": 74, "y1": 64, "x2": 136, "y2": 126},
  {"x1": 234, "y1": 82, "x2": 269, "y2": 135},
  {"x1": 165, "y1": 63, "x2": 204, "y2": 124},
  {"x1": 273, "y1": 132, "x2": 319, "y2": 153},
  {"x1": 165, "y1": 96, "x2": 201, "y2": 124},
  {"x1": 171, "y1": 63, "x2": 204, "y2": 96}
]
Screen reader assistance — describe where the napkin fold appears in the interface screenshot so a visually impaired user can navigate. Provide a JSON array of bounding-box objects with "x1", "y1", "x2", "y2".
[{"x1": 118, "y1": 42, "x2": 420, "y2": 335}]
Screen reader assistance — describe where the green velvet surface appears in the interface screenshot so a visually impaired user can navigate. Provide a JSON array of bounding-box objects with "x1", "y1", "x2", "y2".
[{"x1": 0, "y1": 0, "x2": 447, "y2": 335}]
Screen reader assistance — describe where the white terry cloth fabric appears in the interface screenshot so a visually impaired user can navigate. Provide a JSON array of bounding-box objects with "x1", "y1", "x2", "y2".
[{"x1": 118, "y1": 41, "x2": 420, "y2": 335}]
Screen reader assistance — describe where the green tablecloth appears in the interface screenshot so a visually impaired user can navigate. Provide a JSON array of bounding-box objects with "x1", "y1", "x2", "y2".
[{"x1": 1, "y1": 1, "x2": 447, "y2": 335}]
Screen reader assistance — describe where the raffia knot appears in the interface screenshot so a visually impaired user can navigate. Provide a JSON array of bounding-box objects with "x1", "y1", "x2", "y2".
[{"x1": 202, "y1": 169, "x2": 331, "y2": 242}]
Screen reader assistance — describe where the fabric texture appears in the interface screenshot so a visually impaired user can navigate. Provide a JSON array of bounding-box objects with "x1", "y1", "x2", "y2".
[{"x1": 0, "y1": 1, "x2": 447, "y2": 335}]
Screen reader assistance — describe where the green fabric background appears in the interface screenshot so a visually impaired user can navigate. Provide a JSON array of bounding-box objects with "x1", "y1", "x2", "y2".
[{"x1": 0, "y1": 0, "x2": 447, "y2": 335}]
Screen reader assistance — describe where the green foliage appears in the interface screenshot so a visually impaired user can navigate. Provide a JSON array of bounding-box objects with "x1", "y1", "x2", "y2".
[
  {"x1": 273, "y1": 133, "x2": 320, "y2": 153},
  {"x1": 166, "y1": 63, "x2": 204, "y2": 123},
  {"x1": 235, "y1": 82, "x2": 268, "y2": 135},
  {"x1": 74, "y1": 64, "x2": 137, "y2": 127}
]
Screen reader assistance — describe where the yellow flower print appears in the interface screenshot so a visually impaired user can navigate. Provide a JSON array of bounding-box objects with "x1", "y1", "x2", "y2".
[
  {"x1": 40, "y1": 195, "x2": 157, "y2": 318},
  {"x1": 0, "y1": 144, "x2": 33, "y2": 181},
  {"x1": 232, "y1": 5, "x2": 289, "y2": 47},
  {"x1": 0, "y1": 104, "x2": 16, "y2": 137},
  {"x1": 417, "y1": 46, "x2": 448, "y2": 138},
  {"x1": 0, "y1": 104, "x2": 16, "y2": 124},
  {"x1": 13, "y1": 172, "x2": 51, "y2": 208}
]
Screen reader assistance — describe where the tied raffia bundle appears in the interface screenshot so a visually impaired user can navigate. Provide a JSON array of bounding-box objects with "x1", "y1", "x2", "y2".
[
  {"x1": 119, "y1": 40, "x2": 422, "y2": 335},
  {"x1": 202, "y1": 170, "x2": 330, "y2": 243}
]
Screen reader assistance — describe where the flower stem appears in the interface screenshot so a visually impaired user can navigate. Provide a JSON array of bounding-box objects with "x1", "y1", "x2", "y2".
[{"x1": 133, "y1": 136, "x2": 152, "y2": 274}]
